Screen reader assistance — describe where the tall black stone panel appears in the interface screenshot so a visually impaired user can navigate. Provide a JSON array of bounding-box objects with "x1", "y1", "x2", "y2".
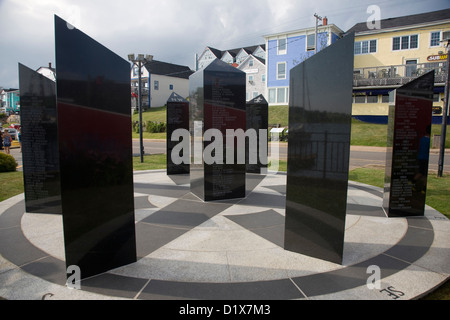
[
  {"x1": 19, "y1": 63, "x2": 61, "y2": 214},
  {"x1": 246, "y1": 95, "x2": 268, "y2": 174},
  {"x1": 383, "y1": 71, "x2": 434, "y2": 217},
  {"x1": 55, "y1": 15, "x2": 136, "y2": 279},
  {"x1": 189, "y1": 59, "x2": 246, "y2": 201},
  {"x1": 285, "y1": 34, "x2": 354, "y2": 264},
  {"x1": 167, "y1": 92, "x2": 189, "y2": 175}
]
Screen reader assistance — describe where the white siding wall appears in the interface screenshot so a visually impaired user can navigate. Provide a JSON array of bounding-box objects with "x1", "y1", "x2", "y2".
[
  {"x1": 238, "y1": 57, "x2": 266, "y2": 101},
  {"x1": 150, "y1": 74, "x2": 189, "y2": 108}
]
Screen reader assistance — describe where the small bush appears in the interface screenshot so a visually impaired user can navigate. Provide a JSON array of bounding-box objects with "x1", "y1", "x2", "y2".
[
  {"x1": 0, "y1": 153, "x2": 18, "y2": 172},
  {"x1": 146, "y1": 121, "x2": 166, "y2": 133}
]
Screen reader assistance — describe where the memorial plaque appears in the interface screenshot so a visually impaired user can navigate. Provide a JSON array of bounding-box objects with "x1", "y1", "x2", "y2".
[
  {"x1": 55, "y1": 15, "x2": 136, "y2": 279},
  {"x1": 246, "y1": 95, "x2": 268, "y2": 174},
  {"x1": 167, "y1": 92, "x2": 189, "y2": 175},
  {"x1": 189, "y1": 59, "x2": 246, "y2": 201},
  {"x1": 285, "y1": 34, "x2": 354, "y2": 264},
  {"x1": 19, "y1": 63, "x2": 61, "y2": 214},
  {"x1": 383, "y1": 71, "x2": 434, "y2": 217}
]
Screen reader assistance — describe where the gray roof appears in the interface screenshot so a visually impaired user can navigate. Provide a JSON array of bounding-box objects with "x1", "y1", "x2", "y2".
[
  {"x1": 346, "y1": 8, "x2": 450, "y2": 34},
  {"x1": 144, "y1": 60, "x2": 194, "y2": 79}
]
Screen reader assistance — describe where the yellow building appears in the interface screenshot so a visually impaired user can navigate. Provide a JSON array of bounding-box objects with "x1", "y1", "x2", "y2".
[{"x1": 346, "y1": 8, "x2": 450, "y2": 123}]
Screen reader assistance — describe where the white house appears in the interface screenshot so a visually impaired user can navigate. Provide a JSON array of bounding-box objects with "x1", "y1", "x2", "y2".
[
  {"x1": 131, "y1": 59, "x2": 194, "y2": 109},
  {"x1": 238, "y1": 54, "x2": 266, "y2": 101},
  {"x1": 36, "y1": 63, "x2": 56, "y2": 82}
]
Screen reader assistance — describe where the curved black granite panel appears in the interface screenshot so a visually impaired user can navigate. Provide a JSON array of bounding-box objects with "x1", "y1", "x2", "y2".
[
  {"x1": 383, "y1": 71, "x2": 434, "y2": 217},
  {"x1": 167, "y1": 92, "x2": 190, "y2": 175},
  {"x1": 189, "y1": 59, "x2": 246, "y2": 201},
  {"x1": 285, "y1": 34, "x2": 354, "y2": 264},
  {"x1": 55, "y1": 15, "x2": 136, "y2": 279},
  {"x1": 19, "y1": 63, "x2": 61, "y2": 214}
]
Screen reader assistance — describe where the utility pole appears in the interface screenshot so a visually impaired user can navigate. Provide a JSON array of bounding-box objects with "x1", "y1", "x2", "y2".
[
  {"x1": 128, "y1": 53, "x2": 153, "y2": 163},
  {"x1": 314, "y1": 13, "x2": 322, "y2": 54},
  {"x1": 438, "y1": 41, "x2": 449, "y2": 177}
]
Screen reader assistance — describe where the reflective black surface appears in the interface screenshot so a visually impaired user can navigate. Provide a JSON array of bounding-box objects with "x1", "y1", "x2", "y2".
[
  {"x1": 246, "y1": 95, "x2": 268, "y2": 174},
  {"x1": 55, "y1": 15, "x2": 136, "y2": 279},
  {"x1": 189, "y1": 59, "x2": 246, "y2": 201},
  {"x1": 167, "y1": 92, "x2": 189, "y2": 175},
  {"x1": 383, "y1": 71, "x2": 434, "y2": 217},
  {"x1": 284, "y1": 34, "x2": 354, "y2": 264},
  {"x1": 19, "y1": 63, "x2": 61, "y2": 214}
]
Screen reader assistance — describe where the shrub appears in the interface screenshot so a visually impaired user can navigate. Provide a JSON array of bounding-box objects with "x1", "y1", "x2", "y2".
[
  {"x1": 146, "y1": 121, "x2": 166, "y2": 133},
  {"x1": 0, "y1": 153, "x2": 18, "y2": 172}
]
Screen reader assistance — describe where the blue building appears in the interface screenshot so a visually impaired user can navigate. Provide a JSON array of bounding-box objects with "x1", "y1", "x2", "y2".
[
  {"x1": 0, "y1": 89, "x2": 20, "y2": 115},
  {"x1": 264, "y1": 17, "x2": 343, "y2": 105}
]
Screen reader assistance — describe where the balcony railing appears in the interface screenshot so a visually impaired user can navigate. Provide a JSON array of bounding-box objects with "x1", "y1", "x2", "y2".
[
  {"x1": 131, "y1": 87, "x2": 149, "y2": 95},
  {"x1": 353, "y1": 61, "x2": 447, "y2": 87}
]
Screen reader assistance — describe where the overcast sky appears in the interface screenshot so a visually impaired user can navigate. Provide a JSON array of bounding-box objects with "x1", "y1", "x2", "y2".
[{"x1": 0, "y1": 0, "x2": 449, "y2": 88}]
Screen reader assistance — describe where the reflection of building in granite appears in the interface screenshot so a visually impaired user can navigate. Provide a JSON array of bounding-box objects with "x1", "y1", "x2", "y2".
[{"x1": 197, "y1": 45, "x2": 267, "y2": 101}]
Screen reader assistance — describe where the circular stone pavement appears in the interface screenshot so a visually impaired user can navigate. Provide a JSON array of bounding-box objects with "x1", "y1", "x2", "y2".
[{"x1": 0, "y1": 170, "x2": 449, "y2": 300}]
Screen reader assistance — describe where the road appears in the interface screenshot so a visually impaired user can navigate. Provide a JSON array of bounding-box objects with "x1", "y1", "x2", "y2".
[
  {"x1": 7, "y1": 139, "x2": 449, "y2": 173},
  {"x1": 133, "y1": 139, "x2": 450, "y2": 172}
]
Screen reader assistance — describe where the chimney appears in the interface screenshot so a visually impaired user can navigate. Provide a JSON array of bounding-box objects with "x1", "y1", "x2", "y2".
[
  {"x1": 49, "y1": 62, "x2": 52, "y2": 69},
  {"x1": 323, "y1": 16, "x2": 328, "y2": 26}
]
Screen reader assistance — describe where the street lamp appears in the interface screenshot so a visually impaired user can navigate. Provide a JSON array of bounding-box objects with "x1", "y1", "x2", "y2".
[{"x1": 128, "y1": 53, "x2": 153, "y2": 163}]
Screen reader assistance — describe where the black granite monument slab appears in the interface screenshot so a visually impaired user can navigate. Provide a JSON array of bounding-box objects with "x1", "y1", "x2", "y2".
[
  {"x1": 19, "y1": 63, "x2": 61, "y2": 214},
  {"x1": 167, "y1": 92, "x2": 189, "y2": 175},
  {"x1": 383, "y1": 71, "x2": 434, "y2": 217},
  {"x1": 55, "y1": 15, "x2": 136, "y2": 279},
  {"x1": 246, "y1": 94, "x2": 268, "y2": 174},
  {"x1": 189, "y1": 59, "x2": 246, "y2": 201},
  {"x1": 284, "y1": 34, "x2": 354, "y2": 264}
]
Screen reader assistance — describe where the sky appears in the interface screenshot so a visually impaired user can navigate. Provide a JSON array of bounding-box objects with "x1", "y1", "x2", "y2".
[{"x1": 0, "y1": 0, "x2": 449, "y2": 89}]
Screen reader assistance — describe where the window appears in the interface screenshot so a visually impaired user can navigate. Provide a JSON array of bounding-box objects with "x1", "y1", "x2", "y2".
[
  {"x1": 277, "y1": 62, "x2": 286, "y2": 80},
  {"x1": 269, "y1": 88, "x2": 276, "y2": 104},
  {"x1": 169, "y1": 84, "x2": 173, "y2": 90},
  {"x1": 277, "y1": 88, "x2": 285, "y2": 103},
  {"x1": 253, "y1": 92, "x2": 259, "y2": 99},
  {"x1": 433, "y1": 93, "x2": 441, "y2": 102},
  {"x1": 367, "y1": 95, "x2": 378, "y2": 103},
  {"x1": 393, "y1": 37, "x2": 400, "y2": 50},
  {"x1": 307, "y1": 34, "x2": 315, "y2": 51},
  {"x1": 382, "y1": 95, "x2": 390, "y2": 103},
  {"x1": 354, "y1": 95, "x2": 365, "y2": 103},
  {"x1": 249, "y1": 59, "x2": 254, "y2": 67},
  {"x1": 268, "y1": 88, "x2": 288, "y2": 104},
  {"x1": 354, "y1": 40, "x2": 377, "y2": 55},
  {"x1": 393, "y1": 35, "x2": 418, "y2": 50},
  {"x1": 262, "y1": 74, "x2": 266, "y2": 82},
  {"x1": 248, "y1": 75, "x2": 254, "y2": 82},
  {"x1": 154, "y1": 80, "x2": 159, "y2": 90},
  {"x1": 430, "y1": 31, "x2": 441, "y2": 47},
  {"x1": 278, "y1": 38, "x2": 287, "y2": 54}
]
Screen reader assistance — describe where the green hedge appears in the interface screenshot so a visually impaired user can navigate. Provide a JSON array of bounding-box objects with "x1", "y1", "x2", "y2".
[
  {"x1": 0, "y1": 153, "x2": 18, "y2": 172},
  {"x1": 146, "y1": 121, "x2": 166, "y2": 133}
]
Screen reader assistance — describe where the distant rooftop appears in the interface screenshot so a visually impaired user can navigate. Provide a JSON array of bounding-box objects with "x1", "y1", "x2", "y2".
[{"x1": 346, "y1": 8, "x2": 450, "y2": 34}]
